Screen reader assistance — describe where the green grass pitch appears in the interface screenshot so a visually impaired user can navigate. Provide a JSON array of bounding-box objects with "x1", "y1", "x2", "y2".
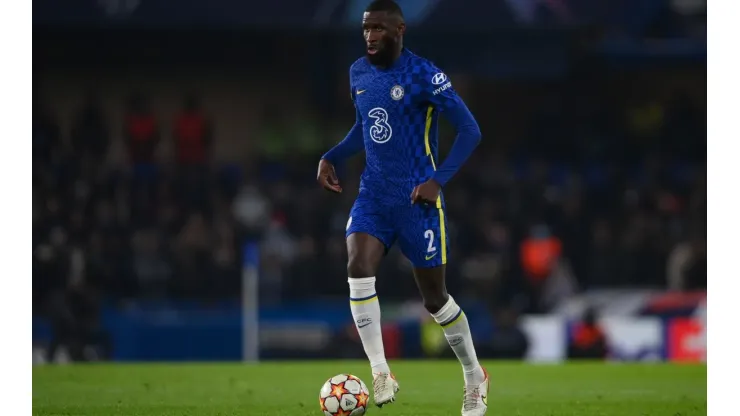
[{"x1": 33, "y1": 361, "x2": 706, "y2": 415}]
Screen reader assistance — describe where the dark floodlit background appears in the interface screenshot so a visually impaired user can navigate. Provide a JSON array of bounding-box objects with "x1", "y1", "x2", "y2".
[{"x1": 33, "y1": 0, "x2": 706, "y2": 363}]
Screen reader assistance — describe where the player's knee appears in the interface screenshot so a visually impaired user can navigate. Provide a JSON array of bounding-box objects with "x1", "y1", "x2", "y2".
[
  {"x1": 422, "y1": 295, "x2": 449, "y2": 315},
  {"x1": 347, "y1": 255, "x2": 376, "y2": 278}
]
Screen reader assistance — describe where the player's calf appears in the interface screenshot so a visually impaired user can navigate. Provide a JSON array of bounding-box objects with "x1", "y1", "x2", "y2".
[
  {"x1": 348, "y1": 275, "x2": 399, "y2": 407},
  {"x1": 348, "y1": 277, "x2": 390, "y2": 376},
  {"x1": 411, "y1": 267, "x2": 484, "y2": 386},
  {"x1": 430, "y1": 295, "x2": 486, "y2": 387},
  {"x1": 346, "y1": 233, "x2": 391, "y2": 377}
]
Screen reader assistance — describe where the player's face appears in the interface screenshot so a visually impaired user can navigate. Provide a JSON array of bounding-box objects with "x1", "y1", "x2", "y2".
[{"x1": 362, "y1": 12, "x2": 403, "y2": 66}]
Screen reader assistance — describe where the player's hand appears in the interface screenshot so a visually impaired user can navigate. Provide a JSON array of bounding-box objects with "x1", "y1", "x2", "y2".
[
  {"x1": 411, "y1": 179, "x2": 441, "y2": 205},
  {"x1": 317, "y1": 158, "x2": 342, "y2": 194}
]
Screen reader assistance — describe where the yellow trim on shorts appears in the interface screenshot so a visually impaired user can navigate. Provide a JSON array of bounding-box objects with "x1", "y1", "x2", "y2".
[{"x1": 424, "y1": 106, "x2": 447, "y2": 265}]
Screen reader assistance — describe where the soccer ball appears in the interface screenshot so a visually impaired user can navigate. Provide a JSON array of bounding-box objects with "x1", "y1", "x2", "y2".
[{"x1": 319, "y1": 373, "x2": 370, "y2": 415}]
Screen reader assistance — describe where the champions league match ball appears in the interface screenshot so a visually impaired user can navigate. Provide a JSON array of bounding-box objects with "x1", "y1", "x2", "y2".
[{"x1": 319, "y1": 374, "x2": 370, "y2": 415}]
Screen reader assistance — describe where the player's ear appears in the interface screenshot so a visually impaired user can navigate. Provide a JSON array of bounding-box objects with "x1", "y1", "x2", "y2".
[{"x1": 397, "y1": 22, "x2": 406, "y2": 36}]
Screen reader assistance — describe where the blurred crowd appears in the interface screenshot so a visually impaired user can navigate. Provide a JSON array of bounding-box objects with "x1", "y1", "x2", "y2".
[{"x1": 33, "y1": 65, "x2": 706, "y2": 322}]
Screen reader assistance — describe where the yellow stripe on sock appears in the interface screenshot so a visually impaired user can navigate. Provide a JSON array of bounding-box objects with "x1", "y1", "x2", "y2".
[
  {"x1": 349, "y1": 293, "x2": 379, "y2": 305},
  {"x1": 441, "y1": 309, "x2": 465, "y2": 328}
]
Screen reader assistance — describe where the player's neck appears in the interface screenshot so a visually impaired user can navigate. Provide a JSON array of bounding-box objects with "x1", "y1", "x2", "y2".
[
  {"x1": 377, "y1": 46, "x2": 404, "y2": 70},
  {"x1": 392, "y1": 45, "x2": 403, "y2": 63},
  {"x1": 393, "y1": 42, "x2": 403, "y2": 60}
]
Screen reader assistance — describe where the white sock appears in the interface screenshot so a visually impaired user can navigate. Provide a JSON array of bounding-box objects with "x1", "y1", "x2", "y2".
[
  {"x1": 349, "y1": 277, "x2": 390, "y2": 375},
  {"x1": 431, "y1": 296, "x2": 485, "y2": 386}
]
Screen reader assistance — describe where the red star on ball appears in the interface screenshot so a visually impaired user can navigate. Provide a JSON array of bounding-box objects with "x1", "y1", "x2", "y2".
[
  {"x1": 331, "y1": 383, "x2": 348, "y2": 400},
  {"x1": 335, "y1": 407, "x2": 353, "y2": 416},
  {"x1": 356, "y1": 391, "x2": 369, "y2": 408}
]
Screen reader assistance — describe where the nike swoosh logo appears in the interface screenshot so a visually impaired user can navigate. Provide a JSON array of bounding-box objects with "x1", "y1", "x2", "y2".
[
  {"x1": 425, "y1": 252, "x2": 438, "y2": 260},
  {"x1": 481, "y1": 373, "x2": 489, "y2": 406},
  {"x1": 357, "y1": 89, "x2": 366, "y2": 95},
  {"x1": 358, "y1": 322, "x2": 372, "y2": 328}
]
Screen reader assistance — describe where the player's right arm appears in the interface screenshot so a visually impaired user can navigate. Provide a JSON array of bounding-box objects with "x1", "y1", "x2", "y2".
[
  {"x1": 318, "y1": 68, "x2": 365, "y2": 193},
  {"x1": 321, "y1": 106, "x2": 365, "y2": 166}
]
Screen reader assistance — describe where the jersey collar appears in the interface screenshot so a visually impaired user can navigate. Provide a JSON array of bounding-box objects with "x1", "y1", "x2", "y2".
[
  {"x1": 372, "y1": 48, "x2": 411, "y2": 72},
  {"x1": 388, "y1": 48, "x2": 411, "y2": 71}
]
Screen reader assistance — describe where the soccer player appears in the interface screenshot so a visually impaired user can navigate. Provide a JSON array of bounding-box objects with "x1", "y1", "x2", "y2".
[{"x1": 316, "y1": 1, "x2": 488, "y2": 415}]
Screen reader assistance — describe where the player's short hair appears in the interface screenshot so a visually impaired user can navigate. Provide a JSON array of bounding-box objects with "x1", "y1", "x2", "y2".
[{"x1": 365, "y1": 0, "x2": 404, "y2": 19}]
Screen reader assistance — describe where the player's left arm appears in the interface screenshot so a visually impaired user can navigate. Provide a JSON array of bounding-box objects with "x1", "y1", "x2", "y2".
[{"x1": 421, "y1": 67, "x2": 482, "y2": 188}]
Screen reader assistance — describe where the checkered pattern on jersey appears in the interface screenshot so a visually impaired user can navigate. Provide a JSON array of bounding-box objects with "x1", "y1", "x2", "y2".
[{"x1": 349, "y1": 50, "x2": 462, "y2": 206}]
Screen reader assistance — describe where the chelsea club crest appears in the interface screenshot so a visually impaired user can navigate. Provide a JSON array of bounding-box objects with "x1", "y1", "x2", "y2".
[{"x1": 390, "y1": 85, "x2": 404, "y2": 101}]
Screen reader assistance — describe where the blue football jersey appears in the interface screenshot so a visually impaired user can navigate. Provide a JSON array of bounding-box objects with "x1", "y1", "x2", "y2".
[{"x1": 349, "y1": 49, "x2": 462, "y2": 206}]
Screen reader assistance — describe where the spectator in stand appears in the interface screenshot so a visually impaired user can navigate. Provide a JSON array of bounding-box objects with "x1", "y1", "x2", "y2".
[
  {"x1": 568, "y1": 308, "x2": 608, "y2": 360},
  {"x1": 31, "y1": 66, "x2": 705, "y2": 316},
  {"x1": 520, "y1": 224, "x2": 563, "y2": 313},
  {"x1": 124, "y1": 93, "x2": 160, "y2": 167},
  {"x1": 173, "y1": 95, "x2": 213, "y2": 209},
  {"x1": 123, "y1": 93, "x2": 161, "y2": 215},
  {"x1": 173, "y1": 95, "x2": 212, "y2": 167}
]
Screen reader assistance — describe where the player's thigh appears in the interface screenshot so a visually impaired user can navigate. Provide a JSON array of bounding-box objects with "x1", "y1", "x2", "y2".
[
  {"x1": 346, "y1": 201, "x2": 396, "y2": 277},
  {"x1": 396, "y1": 202, "x2": 450, "y2": 269}
]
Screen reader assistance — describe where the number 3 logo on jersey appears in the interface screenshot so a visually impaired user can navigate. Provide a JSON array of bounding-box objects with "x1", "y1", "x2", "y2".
[{"x1": 368, "y1": 107, "x2": 392, "y2": 144}]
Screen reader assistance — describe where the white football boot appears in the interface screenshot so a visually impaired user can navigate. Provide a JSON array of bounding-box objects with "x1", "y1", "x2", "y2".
[
  {"x1": 461, "y1": 367, "x2": 490, "y2": 416},
  {"x1": 372, "y1": 372, "x2": 400, "y2": 407}
]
